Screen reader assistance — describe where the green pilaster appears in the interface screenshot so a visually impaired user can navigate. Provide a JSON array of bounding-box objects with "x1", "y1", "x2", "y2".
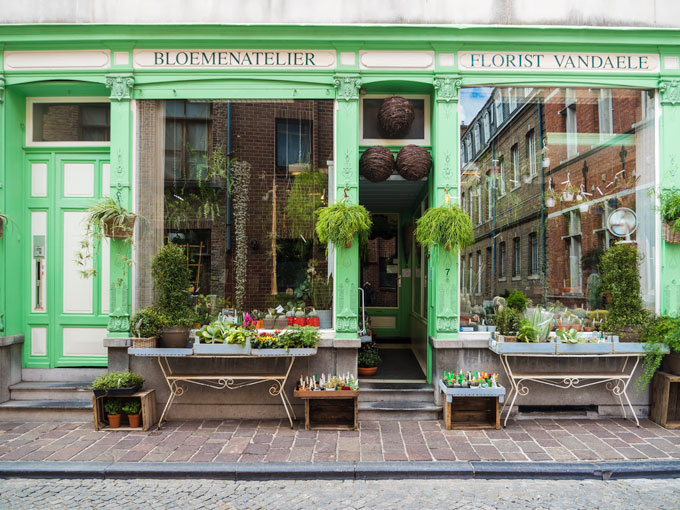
[
  {"x1": 0, "y1": 75, "x2": 5, "y2": 334},
  {"x1": 105, "y1": 74, "x2": 134, "y2": 337},
  {"x1": 660, "y1": 79, "x2": 680, "y2": 316},
  {"x1": 430, "y1": 76, "x2": 462, "y2": 340},
  {"x1": 333, "y1": 74, "x2": 361, "y2": 339}
]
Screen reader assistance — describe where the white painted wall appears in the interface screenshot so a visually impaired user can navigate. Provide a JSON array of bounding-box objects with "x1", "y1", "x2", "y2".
[{"x1": 2, "y1": 0, "x2": 680, "y2": 28}]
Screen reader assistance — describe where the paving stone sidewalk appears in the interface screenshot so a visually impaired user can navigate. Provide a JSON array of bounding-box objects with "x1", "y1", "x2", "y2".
[{"x1": 1, "y1": 418, "x2": 679, "y2": 464}]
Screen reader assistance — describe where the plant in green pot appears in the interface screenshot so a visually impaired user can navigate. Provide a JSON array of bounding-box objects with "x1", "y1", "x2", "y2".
[
  {"x1": 414, "y1": 190, "x2": 474, "y2": 253},
  {"x1": 315, "y1": 199, "x2": 372, "y2": 250},
  {"x1": 660, "y1": 188, "x2": 680, "y2": 244},
  {"x1": 104, "y1": 399, "x2": 123, "y2": 429},
  {"x1": 122, "y1": 398, "x2": 142, "y2": 428},
  {"x1": 152, "y1": 244, "x2": 197, "y2": 348}
]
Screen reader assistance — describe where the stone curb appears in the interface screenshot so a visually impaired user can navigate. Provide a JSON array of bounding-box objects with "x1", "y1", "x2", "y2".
[{"x1": 1, "y1": 460, "x2": 679, "y2": 480}]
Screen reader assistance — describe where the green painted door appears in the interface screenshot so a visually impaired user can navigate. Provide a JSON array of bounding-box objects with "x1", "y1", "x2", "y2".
[{"x1": 24, "y1": 150, "x2": 111, "y2": 368}]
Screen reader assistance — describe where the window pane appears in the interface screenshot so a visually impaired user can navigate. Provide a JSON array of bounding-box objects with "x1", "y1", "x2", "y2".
[
  {"x1": 459, "y1": 86, "x2": 657, "y2": 325},
  {"x1": 32, "y1": 102, "x2": 110, "y2": 142}
]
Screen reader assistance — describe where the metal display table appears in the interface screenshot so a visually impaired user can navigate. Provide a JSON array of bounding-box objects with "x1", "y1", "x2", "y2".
[
  {"x1": 129, "y1": 348, "x2": 316, "y2": 428},
  {"x1": 488, "y1": 339, "x2": 668, "y2": 428}
]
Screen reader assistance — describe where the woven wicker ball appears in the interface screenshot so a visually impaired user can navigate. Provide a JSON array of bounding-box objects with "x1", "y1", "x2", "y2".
[
  {"x1": 359, "y1": 146, "x2": 395, "y2": 183},
  {"x1": 378, "y1": 96, "x2": 415, "y2": 138},
  {"x1": 396, "y1": 145, "x2": 432, "y2": 181}
]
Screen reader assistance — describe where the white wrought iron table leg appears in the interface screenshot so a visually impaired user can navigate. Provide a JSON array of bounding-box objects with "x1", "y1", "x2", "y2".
[
  {"x1": 620, "y1": 356, "x2": 641, "y2": 427},
  {"x1": 157, "y1": 356, "x2": 178, "y2": 429}
]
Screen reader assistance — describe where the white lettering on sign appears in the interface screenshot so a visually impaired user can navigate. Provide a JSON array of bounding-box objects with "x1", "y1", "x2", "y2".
[
  {"x1": 458, "y1": 51, "x2": 659, "y2": 73},
  {"x1": 133, "y1": 50, "x2": 336, "y2": 69}
]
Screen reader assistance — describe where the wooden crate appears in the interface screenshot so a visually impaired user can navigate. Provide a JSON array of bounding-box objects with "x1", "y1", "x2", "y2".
[
  {"x1": 293, "y1": 390, "x2": 358, "y2": 431},
  {"x1": 443, "y1": 396, "x2": 500, "y2": 430},
  {"x1": 93, "y1": 389, "x2": 157, "y2": 431},
  {"x1": 651, "y1": 372, "x2": 680, "y2": 429}
]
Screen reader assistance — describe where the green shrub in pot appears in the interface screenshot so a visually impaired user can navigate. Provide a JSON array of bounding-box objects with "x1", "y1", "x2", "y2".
[
  {"x1": 496, "y1": 308, "x2": 521, "y2": 337},
  {"x1": 130, "y1": 308, "x2": 163, "y2": 339}
]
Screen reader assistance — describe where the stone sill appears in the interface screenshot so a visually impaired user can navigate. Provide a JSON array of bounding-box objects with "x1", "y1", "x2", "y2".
[
  {"x1": 0, "y1": 335, "x2": 25, "y2": 348},
  {"x1": 430, "y1": 332, "x2": 491, "y2": 349}
]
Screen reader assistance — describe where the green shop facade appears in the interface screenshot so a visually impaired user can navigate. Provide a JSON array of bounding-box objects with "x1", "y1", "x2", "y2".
[{"x1": 1, "y1": 24, "x2": 680, "y2": 420}]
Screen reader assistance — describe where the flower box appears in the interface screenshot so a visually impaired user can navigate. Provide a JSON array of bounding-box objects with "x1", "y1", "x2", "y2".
[
  {"x1": 286, "y1": 347, "x2": 318, "y2": 356},
  {"x1": 193, "y1": 341, "x2": 250, "y2": 355},
  {"x1": 92, "y1": 385, "x2": 141, "y2": 398},
  {"x1": 488, "y1": 339, "x2": 556, "y2": 354},
  {"x1": 251, "y1": 348, "x2": 290, "y2": 356},
  {"x1": 556, "y1": 342, "x2": 613, "y2": 354}
]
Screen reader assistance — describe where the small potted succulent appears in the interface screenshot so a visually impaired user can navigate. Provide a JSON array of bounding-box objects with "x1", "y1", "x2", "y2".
[
  {"x1": 104, "y1": 399, "x2": 123, "y2": 428},
  {"x1": 263, "y1": 309, "x2": 276, "y2": 329},
  {"x1": 294, "y1": 307, "x2": 307, "y2": 326},
  {"x1": 122, "y1": 398, "x2": 142, "y2": 428},
  {"x1": 306, "y1": 308, "x2": 320, "y2": 328},
  {"x1": 285, "y1": 303, "x2": 296, "y2": 326},
  {"x1": 92, "y1": 371, "x2": 144, "y2": 398}
]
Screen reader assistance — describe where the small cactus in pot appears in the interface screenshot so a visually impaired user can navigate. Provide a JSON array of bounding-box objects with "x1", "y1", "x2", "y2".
[
  {"x1": 263, "y1": 309, "x2": 276, "y2": 329},
  {"x1": 294, "y1": 308, "x2": 307, "y2": 326}
]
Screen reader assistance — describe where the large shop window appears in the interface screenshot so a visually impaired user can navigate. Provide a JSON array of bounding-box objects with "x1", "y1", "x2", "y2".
[
  {"x1": 137, "y1": 99, "x2": 333, "y2": 312},
  {"x1": 459, "y1": 87, "x2": 656, "y2": 325}
]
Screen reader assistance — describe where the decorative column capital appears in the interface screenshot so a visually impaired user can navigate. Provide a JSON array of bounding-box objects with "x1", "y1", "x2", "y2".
[
  {"x1": 433, "y1": 76, "x2": 462, "y2": 103},
  {"x1": 106, "y1": 74, "x2": 134, "y2": 101},
  {"x1": 0, "y1": 77, "x2": 5, "y2": 104},
  {"x1": 334, "y1": 74, "x2": 361, "y2": 101},
  {"x1": 660, "y1": 80, "x2": 680, "y2": 106}
]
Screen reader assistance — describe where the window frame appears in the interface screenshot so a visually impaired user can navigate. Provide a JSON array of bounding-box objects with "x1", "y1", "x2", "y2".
[{"x1": 359, "y1": 93, "x2": 431, "y2": 146}]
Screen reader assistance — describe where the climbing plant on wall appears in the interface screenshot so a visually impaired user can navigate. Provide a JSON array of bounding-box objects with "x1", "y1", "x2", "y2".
[{"x1": 231, "y1": 161, "x2": 251, "y2": 311}]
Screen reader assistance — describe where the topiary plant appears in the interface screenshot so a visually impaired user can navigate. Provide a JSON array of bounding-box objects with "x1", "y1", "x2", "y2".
[
  {"x1": 130, "y1": 308, "x2": 163, "y2": 338},
  {"x1": 496, "y1": 308, "x2": 521, "y2": 336},
  {"x1": 152, "y1": 244, "x2": 192, "y2": 321},
  {"x1": 415, "y1": 193, "x2": 474, "y2": 252},
  {"x1": 315, "y1": 201, "x2": 372, "y2": 249},
  {"x1": 506, "y1": 289, "x2": 528, "y2": 312}
]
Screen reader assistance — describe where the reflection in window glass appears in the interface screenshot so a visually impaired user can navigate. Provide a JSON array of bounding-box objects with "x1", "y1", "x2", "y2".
[
  {"x1": 32, "y1": 102, "x2": 110, "y2": 142},
  {"x1": 137, "y1": 99, "x2": 333, "y2": 312},
  {"x1": 459, "y1": 87, "x2": 656, "y2": 326}
]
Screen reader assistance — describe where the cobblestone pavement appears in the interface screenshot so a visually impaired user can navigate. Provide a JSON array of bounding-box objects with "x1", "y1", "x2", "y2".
[
  {"x1": 1, "y1": 418, "x2": 680, "y2": 463},
  {"x1": 1, "y1": 477, "x2": 679, "y2": 509}
]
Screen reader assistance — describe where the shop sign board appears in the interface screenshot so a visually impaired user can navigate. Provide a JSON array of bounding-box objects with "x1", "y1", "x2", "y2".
[{"x1": 133, "y1": 49, "x2": 336, "y2": 69}]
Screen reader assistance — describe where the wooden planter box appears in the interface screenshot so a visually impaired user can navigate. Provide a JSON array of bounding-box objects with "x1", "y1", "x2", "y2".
[
  {"x1": 93, "y1": 389, "x2": 157, "y2": 431},
  {"x1": 439, "y1": 380, "x2": 504, "y2": 430},
  {"x1": 293, "y1": 389, "x2": 358, "y2": 431},
  {"x1": 651, "y1": 371, "x2": 680, "y2": 429}
]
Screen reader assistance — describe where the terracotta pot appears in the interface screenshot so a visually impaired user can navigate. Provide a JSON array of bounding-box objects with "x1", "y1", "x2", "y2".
[
  {"x1": 584, "y1": 327, "x2": 594, "y2": 332},
  {"x1": 294, "y1": 317, "x2": 307, "y2": 326},
  {"x1": 358, "y1": 366, "x2": 378, "y2": 377},
  {"x1": 107, "y1": 413, "x2": 121, "y2": 428},
  {"x1": 161, "y1": 326, "x2": 190, "y2": 348},
  {"x1": 127, "y1": 413, "x2": 141, "y2": 428}
]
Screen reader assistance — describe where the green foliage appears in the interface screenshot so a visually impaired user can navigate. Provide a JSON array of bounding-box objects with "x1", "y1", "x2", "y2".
[
  {"x1": 84, "y1": 197, "x2": 136, "y2": 237},
  {"x1": 104, "y1": 399, "x2": 123, "y2": 415},
  {"x1": 517, "y1": 319, "x2": 540, "y2": 343},
  {"x1": 358, "y1": 349, "x2": 382, "y2": 368},
  {"x1": 598, "y1": 244, "x2": 646, "y2": 332},
  {"x1": 231, "y1": 161, "x2": 251, "y2": 311},
  {"x1": 152, "y1": 244, "x2": 192, "y2": 317},
  {"x1": 278, "y1": 326, "x2": 321, "y2": 348},
  {"x1": 92, "y1": 371, "x2": 144, "y2": 389},
  {"x1": 556, "y1": 328, "x2": 582, "y2": 343},
  {"x1": 496, "y1": 308, "x2": 521, "y2": 335},
  {"x1": 130, "y1": 308, "x2": 163, "y2": 338},
  {"x1": 315, "y1": 202, "x2": 372, "y2": 249},
  {"x1": 312, "y1": 274, "x2": 333, "y2": 310},
  {"x1": 285, "y1": 170, "x2": 328, "y2": 240},
  {"x1": 506, "y1": 290, "x2": 528, "y2": 312},
  {"x1": 638, "y1": 315, "x2": 680, "y2": 389},
  {"x1": 414, "y1": 203, "x2": 474, "y2": 252},
  {"x1": 660, "y1": 188, "x2": 680, "y2": 231},
  {"x1": 122, "y1": 399, "x2": 142, "y2": 415},
  {"x1": 525, "y1": 307, "x2": 553, "y2": 341},
  {"x1": 197, "y1": 320, "x2": 253, "y2": 345}
]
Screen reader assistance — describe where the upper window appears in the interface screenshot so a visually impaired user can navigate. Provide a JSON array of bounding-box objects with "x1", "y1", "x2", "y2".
[
  {"x1": 360, "y1": 94, "x2": 430, "y2": 145},
  {"x1": 165, "y1": 100, "x2": 212, "y2": 182},
  {"x1": 511, "y1": 144, "x2": 520, "y2": 189},
  {"x1": 28, "y1": 98, "x2": 110, "y2": 145},
  {"x1": 527, "y1": 130, "x2": 537, "y2": 178},
  {"x1": 276, "y1": 118, "x2": 311, "y2": 174},
  {"x1": 598, "y1": 88, "x2": 614, "y2": 139}
]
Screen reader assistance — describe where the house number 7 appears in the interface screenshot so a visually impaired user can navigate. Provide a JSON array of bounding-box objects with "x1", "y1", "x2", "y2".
[{"x1": 445, "y1": 268, "x2": 450, "y2": 276}]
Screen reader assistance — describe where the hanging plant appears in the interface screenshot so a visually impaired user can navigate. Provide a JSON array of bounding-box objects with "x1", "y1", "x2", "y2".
[
  {"x1": 85, "y1": 197, "x2": 137, "y2": 239},
  {"x1": 315, "y1": 195, "x2": 372, "y2": 250},
  {"x1": 415, "y1": 190, "x2": 474, "y2": 252},
  {"x1": 284, "y1": 168, "x2": 327, "y2": 240},
  {"x1": 660, "y1": 188, "x2": 680, "y2": 244},
  {"x1": 231, "y1": 161, "x2": 251, "y2": 311}
]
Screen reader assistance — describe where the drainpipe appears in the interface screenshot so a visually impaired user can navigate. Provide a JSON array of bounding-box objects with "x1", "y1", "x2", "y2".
[
  {"x1": 538, "y1": 100, "x2": 547, "y2": 305},
  {"x1": 491, "y1": 140, "x2": 496, "y2": 299},
  {"x1": 226, "y1": 101, "x2": 232, "y2": 253}
]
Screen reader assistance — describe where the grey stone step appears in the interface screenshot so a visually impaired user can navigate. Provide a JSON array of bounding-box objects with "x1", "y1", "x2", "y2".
[
  {"x1": 22, "y1": 368, "x2": 107, "y2": 383},
  {"x1": 9, "y1": 381, "x2": 93, "y2": 402},
  {"x1": 358, "y1": 387, "x2": 435, "y2": 403},
  {"x1": 358, "y1": 400, "x2": 442, "y2": 421},
  {"x1": 0, "y1": 400, "x2": 92, "y2": 421}
]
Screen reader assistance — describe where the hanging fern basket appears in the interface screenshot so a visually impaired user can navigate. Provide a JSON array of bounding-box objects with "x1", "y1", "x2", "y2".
[
  {"x1": 359, "y1": 146, "x2": 395, "y2": 183},
  {"x1": 103, "y1": 215, "x2": 137, "y2": 239},
  {"x1": 396, "y1": 145, "x2": 432, "y2": 181},
  {"x1": 415, "y1": 192, "x2": 474, "y2": 253},
  {"x1": 378, "y1": 96, "x2": 415, "y2": 138},
  {"x1": 663, "y1": 221, "x2": 680, "y2": 244}
]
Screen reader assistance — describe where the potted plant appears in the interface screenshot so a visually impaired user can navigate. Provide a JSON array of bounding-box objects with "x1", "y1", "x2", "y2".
[
  {"x1": 263, "y1": 309, "x2": 276, "y2": 330},
  {"x1": 294, "y1": 307, "x2": 307, "y2": 326},
  {"x1": 152, "y1": 244, "x2": 196, "y2": 348},
  {"x1": 598, "y1": 244, "x2": 647, "y2": 341},
  {"x1": 414, "y1": 191, "x2": 474, "y2": 252},
  {"x1": 561, "y1": 183, "x2": 577, "y2": 202},
  {"x1": 506, "y1": 289, "x2": 528, "y2": 312},
  {"x1": 122, "y1": 398, "x2": 142, "y2": 428},
  {"x1": 660, "y1": 188, "x2": 680, "y2": 244},
  {"x1": 312, "y1": 274, "x2": 333, "y2": 329},
  {"x1": 517, "y1": 319, "x2": 540, "y2": 343},
  {"x1": 278, "y1": 325, "x2": 321, "y2": 355},
  {"x1": 92, "y1": 371, "x2": 144, "y2": 397},
  {"x1": 104, "y1": 399, "x2": 123, "y2": 428},
  {"x1": 496, "y1": 307, "x2": 521, "y2": 342},
  {"x1": 85, "y1": 197, "x2": 137, "y2": 239},
  {"x1": 358, "y1": 341, "x2": 381, "y2": 376},
  {"x1": 545, "y1": 189, "x2": 557, "y2": 208},
  {"x1": 130, "y1": 307, "x2": 163, "y2": 348},
  {"x1": 315, "y1": 200, "x2": 372, "y2": 249},
  {"x1": 306, "y1": 308, "x2": 320, "y2": 328},
  {"x1": 195, "y1": 320, "x2": 252, "y2": 354}
]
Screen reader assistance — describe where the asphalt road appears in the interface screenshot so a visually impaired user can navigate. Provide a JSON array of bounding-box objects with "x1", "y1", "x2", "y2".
[{"x1": 1, "y1": 477, "x2": 679, "y2": 509}]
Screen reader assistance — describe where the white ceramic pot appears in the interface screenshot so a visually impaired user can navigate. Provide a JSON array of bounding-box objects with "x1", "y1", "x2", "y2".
[{"x1": 545, "y1": 197, "x2": 556, "y2": 208}]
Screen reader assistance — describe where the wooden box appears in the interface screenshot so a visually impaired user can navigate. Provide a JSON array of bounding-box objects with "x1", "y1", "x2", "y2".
[
  {"x1": 93, "y1": 389, "x2": 157, "y2": 431},
  {"x1": 293, "y1": 389, "x2": 358, "y2": 431},
  {"x1": 651, "y1": 372, "x2": 680, "y2": 429},
  {"x1": 443, "y1": 396, "x2": 500, "y2": 430}
]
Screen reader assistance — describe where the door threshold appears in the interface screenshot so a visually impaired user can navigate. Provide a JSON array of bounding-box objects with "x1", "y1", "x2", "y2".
[{"x1": 360, "y1": 378, "x2": 428, "y2": 384}]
